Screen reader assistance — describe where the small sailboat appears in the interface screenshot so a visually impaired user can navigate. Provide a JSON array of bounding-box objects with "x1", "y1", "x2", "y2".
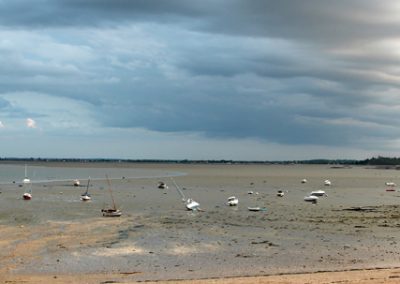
[
  {"x1": 23, "y1": 185, "x2": 32, "y2": 200},
  {"x1": 22, "y1": 164, "x2": 31, "y2": 184},
  {"x1": 226, "y1": 196, "x2": 239, "y2": 206},
  {"x1": 301, "y1": 179, "x2": 308, "y2": 184},
  {"x1": 186, "y1": 198, "x2": 200, "y2": 210},
  {"x1": 101, "y1": 175, "x2": 122, "y2": 217},
  {"x1": 22, "y1": 165, "x2": 32, "y2": 200},
  {"x1": 324, "y1": 179, "x2": 331, "y2": 186},
  {"x1": 171, "y1": 178, "x2": 201, "y2": 211},
  {"x1": 80, "y1": 177, "x2": 91, "y2": 201},
  {"x1": 73, "y1": 179, "x2": 81, "y2": 187}
]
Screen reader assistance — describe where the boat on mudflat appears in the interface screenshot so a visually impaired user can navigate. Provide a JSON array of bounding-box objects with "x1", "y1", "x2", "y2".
[
  {"x1": 102, "y1": 175, "x2": 122, "y2": 217},
  {"x1": 247, "y1": 207, "x2": 267, "y2": 212}
]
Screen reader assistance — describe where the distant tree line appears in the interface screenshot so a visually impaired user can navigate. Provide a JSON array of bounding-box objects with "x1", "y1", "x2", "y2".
[
  {"x1": 356, "y1": 156, "x2": 400, "y2": 166},
  {"x1": 0, "y1": 156, "x2": 398, "y2": 165}
]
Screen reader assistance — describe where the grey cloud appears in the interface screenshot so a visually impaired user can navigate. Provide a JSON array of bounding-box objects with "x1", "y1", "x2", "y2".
[{"x1": 1, "y1": 0, "x2": 400, "y2": 156}]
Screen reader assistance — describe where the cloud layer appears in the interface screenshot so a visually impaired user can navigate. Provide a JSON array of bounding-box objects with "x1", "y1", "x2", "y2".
[{"x1": 1, "y1": 1, "x2": 400, "y2": 159}]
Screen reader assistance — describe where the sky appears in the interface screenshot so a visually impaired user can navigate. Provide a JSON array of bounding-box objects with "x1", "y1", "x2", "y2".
[{"x1": 1, "y1": 0, "x2": 400, "y2": 160}]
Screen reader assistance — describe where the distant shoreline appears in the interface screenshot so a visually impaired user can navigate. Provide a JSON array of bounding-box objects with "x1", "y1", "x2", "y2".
[{"x1": 0, "y1": 157, "x2": 395, "y2": 165}]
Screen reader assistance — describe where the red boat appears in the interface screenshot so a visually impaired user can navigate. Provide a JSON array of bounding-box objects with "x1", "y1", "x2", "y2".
[{"x1": 23, "y1": 192, "x2": 32, "y2": 200}]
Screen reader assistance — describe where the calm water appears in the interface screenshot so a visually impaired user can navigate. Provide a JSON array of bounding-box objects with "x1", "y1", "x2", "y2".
[{"x1": 0, "y1": 163, "x2": 185, "y2": 183}]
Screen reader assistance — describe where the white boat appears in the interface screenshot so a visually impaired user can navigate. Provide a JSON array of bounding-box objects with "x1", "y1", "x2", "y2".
[
  {"x1": 170, "y1": 178, "x2": 202, "y2": 211},
  {"x1": 304, "y1": 195, "x2": 319, "y2": 203},
  {"x1": 22, "y1": 165, "x2": 32, "y2": 200},
  {"x1": 23, "y1": 165, "x2": 30, "y2": 184},
  {"x1": 186, "y1": 198, "x2": 200, "y2": 210},
  {"x1": 23, "y1": 192, "x2": 32, "y2": 200},
  {"x1": 80, "y1": 177, "x2": 91, "y2": 201},
  {"x1": 226, "y1": 196, "x2": 239, "y2": 206},
  {"x1": 310, "y1": 190, "x2": 327, "y2": 197},
  {"x1": 247, "y1": 207, "x2": 267, "y2": 212},
  {"x1": 102, "y1": 175, "x2": 121, "y2": 217},
  {"x1": 276, "y1": 190, "x2": 284, "y2": 197},
  {"x1": 385, "y1": 182, "x2": 396, "y2": 187},
  {"x1": 73, "y1": 179, "x2": 80, "y2": 187},
  {"x1": 324, "y1": 179, "x2": 331, "y2": 186},
  {"x1": 301, "y1": 179, "x2": 308, "y2": 183}
]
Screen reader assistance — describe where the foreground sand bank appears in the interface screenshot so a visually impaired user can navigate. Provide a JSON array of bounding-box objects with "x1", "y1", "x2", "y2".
[{"x1": 2, "y1": 268, "x2": 400, "y2": 284}]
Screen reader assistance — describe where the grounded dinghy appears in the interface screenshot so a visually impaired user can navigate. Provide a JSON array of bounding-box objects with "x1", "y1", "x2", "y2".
[
  {"x1": 304, "y1": 195, "x2": 319, "y2": 204},
  {"x1": 310, "y1": 190, "x2": 327, "y2": 197},
  {"x1": 23, "y1": 192, "x2": 32, "y2": 200},
  {"x1": 276, "y1": 190, "x2": 284, "y2": 197},
  {"x1": 226, "y1": 196, "x2": 239, "y2": 206},
  {"x1": 158, "y1": 182, "x2": 168, "y2": 189},
  {"x1": 324, "y1": 180, "x2": 331, "y2": 186},
  {"x1": 247, "y1": 207, "x2": 267, "y2": 212}
]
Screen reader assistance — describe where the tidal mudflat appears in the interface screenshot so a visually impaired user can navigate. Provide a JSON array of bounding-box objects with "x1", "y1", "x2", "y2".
[{"x1": 1, "y1": 163, "x2": 400, "y2": 282}]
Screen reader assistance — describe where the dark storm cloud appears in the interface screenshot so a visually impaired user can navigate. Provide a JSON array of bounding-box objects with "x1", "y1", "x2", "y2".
[
  {"x1": 0, "y1": 0, "x2": 205, "y2": 27},
  {"x1": 1, "y1": 0, "x2": 400, "y2": 153}
]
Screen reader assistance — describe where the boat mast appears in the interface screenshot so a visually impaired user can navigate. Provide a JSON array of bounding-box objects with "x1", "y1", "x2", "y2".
[
  {"x1": 84, "y1": 176, "x2": 91, "y2": 195},
  {"x1": 105, "y1": 175, "x2": 117, "y2": 210},
  {"x1": 170, "y1": 177, "x2": 186, "y2": 201}
]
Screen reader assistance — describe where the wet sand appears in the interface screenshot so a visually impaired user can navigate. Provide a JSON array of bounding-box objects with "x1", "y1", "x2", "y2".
[{"x1": 1, "y1": 162, "x2": 400, "y2": 283}]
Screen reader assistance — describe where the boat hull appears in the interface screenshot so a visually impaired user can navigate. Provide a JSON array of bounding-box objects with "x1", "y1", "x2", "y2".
[
  {"x1": 23, "y1": 193, "x2": 32, "y2": 200},
  {"x1": 227, "y1": 196, "x2": 239, "y2": 206},
  {"x1": 102, "y1": 209, "x2": 122, "y2": 217},
  {"x1": 81, "y1": 195, "x2": 91, "y2": 201}
]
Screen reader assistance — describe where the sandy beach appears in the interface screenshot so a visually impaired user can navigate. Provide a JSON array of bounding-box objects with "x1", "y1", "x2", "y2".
[{"x1": 1, "y1": 162, "x2": 400, "y2": 283}]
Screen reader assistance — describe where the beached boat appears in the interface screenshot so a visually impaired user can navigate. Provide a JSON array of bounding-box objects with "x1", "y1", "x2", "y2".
[
  {"x1": 276, "y1": 190, "x2": 284, "y2": 197},
  {"x1": 310, "y1": 190, "x2": 327, "y2": 197},
  {"x1": 226, "y1": 196, "x2": 239, "y2": 206},
  {"x1": 301, "y1": 179, "x2": 308, "y2": 183},
  {"x1": 304, "y1": 195, "x2": 319, "y2": 203},
  {"x1": 324, "y1": 179, "x2": 331, "y2": 186},
  {"x1": 102, "y1": 175, "x2": 121, "y2": 217},
  {"x1": 170, "y1": 178, "x2": 201, "y2": 211},
  {"x1": 385, "y1": 182, "x2": 396, "y2": 187},
  {"x1": 73, "y1": 179, "x2": 80, "y2": 187},
  {"x1": 23, "y1": 191, "x2": 32, "y2": 200},
  {"x1": 247, "y1": 207, "x2": 267, "y2": 212},
  {"x1": 80, "y1": 177, "x2": 91, "y2": 201},
  {"x1": 101, "y1": 208, "x2": 122, "y2": 217},
  {"x1": 186, "y1": 198, "x2": 200, "y2": 210},
  {"x1": 158, "y1": 182, "x2": 168, "y2": 189},
  {"x1": 22, "y1": 165, "x2": 32, "y2": 200},
  {"x1": 22, "y1": 164, "x2": 30, "y2": 184}
]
